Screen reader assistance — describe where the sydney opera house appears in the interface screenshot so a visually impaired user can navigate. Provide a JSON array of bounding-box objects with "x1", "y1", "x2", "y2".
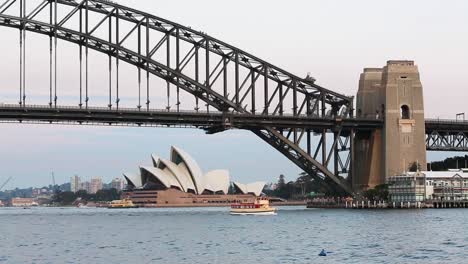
[{"x1": 122, "y1": 146, "x2": 265, "y2": 207}]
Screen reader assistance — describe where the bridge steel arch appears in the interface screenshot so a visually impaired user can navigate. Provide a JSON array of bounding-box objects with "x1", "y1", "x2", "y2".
[{"x1": 0, "y1": 0, "x2": 355, "y2": 194}]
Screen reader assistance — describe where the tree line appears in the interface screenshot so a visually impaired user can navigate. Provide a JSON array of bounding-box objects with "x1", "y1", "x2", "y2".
[
  {"x1": 429, "y1": 155, "x2": 468, "y2": 171},
  {"x1": 52, "y1": 189, "x2": 121, "y2": 205},
  {"x1": 263, "y1": 173, "x2": 343, "y2": 200}
]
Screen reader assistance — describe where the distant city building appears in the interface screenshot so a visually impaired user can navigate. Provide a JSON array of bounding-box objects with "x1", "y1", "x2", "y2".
[
  {"x1": 11, "y1": 197, "x2": 36, "y2": 207},
  {"x1": 80, "y1": 181, "x2": 91, "y2": 193},
  {"x1": 70, "y1": 175, "x2": 81, "y2": 193},
  {"x1": 32, "y1": 188, "x2": 41, "y2": 197},
  {"x1": 111, "y1": 178, "x2": 124, "y2": 191},
  {"x1": 90, "y1": 177, "x2": 103, "y2": 194},
  {"x1": 31, "y1": 188, "x2": 51, "y2": 197}
]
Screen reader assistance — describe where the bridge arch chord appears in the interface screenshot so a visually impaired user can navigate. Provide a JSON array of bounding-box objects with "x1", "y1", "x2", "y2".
[
  {"x1": 0, "y1": 0, "x2": 353, "y2": 115},
  {"x1": 0, "y1": 0, "x2": 354, "y2": 194}
]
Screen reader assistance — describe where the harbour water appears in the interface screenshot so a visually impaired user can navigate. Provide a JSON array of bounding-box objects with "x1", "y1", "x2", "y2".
[{"x1": 0, "y1": 206, "x2": 467, "y2": 263}]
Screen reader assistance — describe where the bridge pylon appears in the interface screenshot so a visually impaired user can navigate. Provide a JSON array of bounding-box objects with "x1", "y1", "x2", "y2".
[{"x1": 354, "y1": 60, "x2": 427, "y2": 191}]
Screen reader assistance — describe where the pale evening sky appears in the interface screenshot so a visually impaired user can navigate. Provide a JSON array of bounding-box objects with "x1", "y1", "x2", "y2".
[{"x1": 0, "y1": 0, "x2": 467, "y2": 188}]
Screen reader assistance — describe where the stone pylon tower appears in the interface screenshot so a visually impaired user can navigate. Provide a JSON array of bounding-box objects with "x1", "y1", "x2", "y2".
[
  {"x1": 382, "y1": 60, "x2": 427, "y2": 177},
  {"x1": 354, "y1": 68, "x2": 385, "y2": 190},
  {"x1": 353, "y1": 60, "x2": 427, "y2": 191}
]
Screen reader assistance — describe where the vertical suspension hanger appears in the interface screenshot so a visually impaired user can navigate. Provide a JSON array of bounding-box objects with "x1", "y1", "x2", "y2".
[
  {"x1": 108, "y1": 11, "x2": 112, "y2": 109},
  {"x1": 223, "y1": 55, "x2": 227, "y2": 99},
  {"x1": 145, "y1": 17, "x2": 149, "y2": 111},
  {"x1": 166, "y1": 31, "x2": 170, "y2": 111},
  {"x1": 205, "y1": 38, "x2": 210, "y2": 113},
  {"x1": 54, "y1": 0, "x2": 58, "y2": 107},
  {"x1": 22, "y1": 0, "x2": 26, "y2": 106},
  {"x1": 85, "y1": 0, "x2": 89, "y2": 108},
  {"x1": 194, "y1": 45, "x2": 199, "y2": 112},
  {"x1": 176, "y1": 28, "x2": 180, "y2": 112},
  {"x1": 19, "y1": 0, "x2": 23, "y2": 106},
  {"x1": 115, "y1": 8, "x2": 120, "y2": 110},
  {"x1": 263, "y1": 65, "x2": 269, "y2": 114},
  {"x1": 137, "y1": 24, "x2": 141, "y2": 110},
  {"x1": 251, "y1": 69, "x2": 255, "y2": 114},
  {"x1": 137, "y1": 25, "x2": 142, "y2": 110},
  {"x1": 49, "y1": 0, "x2": 53, "y2": 107},
  {"x1": 79, "y1": 4, "x2": 83, "y2": 108}
]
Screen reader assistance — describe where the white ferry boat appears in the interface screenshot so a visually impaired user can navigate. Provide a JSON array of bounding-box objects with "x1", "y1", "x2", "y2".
[{"x1": 230, "y1": 197, "x2": 277, "y2": 215}]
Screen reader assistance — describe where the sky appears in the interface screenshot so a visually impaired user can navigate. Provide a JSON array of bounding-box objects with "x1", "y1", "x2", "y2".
[{"x1": 0, "y1": 0, "x2": 467, "y2": 189}]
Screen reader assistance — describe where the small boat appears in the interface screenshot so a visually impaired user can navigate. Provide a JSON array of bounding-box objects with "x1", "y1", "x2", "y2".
[
  {"x1": 107, "y1": 198, "x2": 139, "y2": 209},
  {"x1": 230, "y1": 197, "x2": 277, "y2": 215}
]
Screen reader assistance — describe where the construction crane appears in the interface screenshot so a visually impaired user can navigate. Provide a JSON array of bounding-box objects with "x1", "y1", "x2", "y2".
[
  {"x1": 51, "y1": 172, "x2": 57, "y2": 191},
  {"x1": 0, "y1": 177, "x2": 12, "y2": 192}
]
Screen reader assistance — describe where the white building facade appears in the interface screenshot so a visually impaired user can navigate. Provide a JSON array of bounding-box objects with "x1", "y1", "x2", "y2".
[
  {"x1": 388, "y1": 169, "x2": 468, "y2": 202},
  {"x1": 70, "y1": 175, "x2": 81, "y2": 193}
]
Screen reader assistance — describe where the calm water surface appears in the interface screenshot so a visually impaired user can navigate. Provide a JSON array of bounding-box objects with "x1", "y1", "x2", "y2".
[{"x1": 0, "y1": 206, "x2": 467, "y2": 263}]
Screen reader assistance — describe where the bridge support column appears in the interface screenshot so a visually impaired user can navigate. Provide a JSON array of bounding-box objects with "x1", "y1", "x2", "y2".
[{"x1": 354, "y1": 61, "x2": 427, "y2": 192}]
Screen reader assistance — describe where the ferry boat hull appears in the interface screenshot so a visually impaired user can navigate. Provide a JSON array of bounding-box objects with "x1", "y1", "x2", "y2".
[
  {"x1": 107, "y1": 206, "x2": 139, "y2": 209},
  {"x1": 230, "y1": 209, "x2": 277, "y2": 216},
  {"x1": 107, "y1": 199, "x2": 139, "y2": 209}
]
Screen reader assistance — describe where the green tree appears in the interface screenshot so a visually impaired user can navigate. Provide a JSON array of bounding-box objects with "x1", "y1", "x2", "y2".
[
  {"x1": 227, "y1": 183, "x2": 237, "y2": 194},
  {"x1": 93, "y1": 189, "x2": 120, "y2": 201},
  {"x1": 75, "y1": 190, "x2": 90, "y2": 200},
  {"x1": 52, "y1": 191, "x2": 77, "y2": 205},
  {"x1": 363, "y1": 184, "x2": 389, "y2": 201},
  {"x1": 408, "y1": 162, "x2": 422, "y2": 172}
]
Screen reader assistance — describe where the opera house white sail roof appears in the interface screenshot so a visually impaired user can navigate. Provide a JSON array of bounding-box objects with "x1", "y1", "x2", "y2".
[
  {"x1": 232, "y1": 182, "x2": 266, "y2": 197},
  {"x1": 124, "y1": 146, "x2": 265, "y2": 196}
]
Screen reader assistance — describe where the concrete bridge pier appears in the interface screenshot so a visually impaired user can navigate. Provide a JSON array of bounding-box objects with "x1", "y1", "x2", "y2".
[{"x1": 353, "y1": 61, "x2": 427, "y2": 192}]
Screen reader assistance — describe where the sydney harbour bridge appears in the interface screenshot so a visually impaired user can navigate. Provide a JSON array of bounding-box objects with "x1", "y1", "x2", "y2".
[{"x1": 0, "y1": 0, "x2": 467, "y2": 195}]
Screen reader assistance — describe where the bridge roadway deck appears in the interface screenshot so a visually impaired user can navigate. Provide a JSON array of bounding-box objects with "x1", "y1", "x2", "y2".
[
  {"x1": 1, "y1": 105, "x2": 467, "y2": 134},
  {"x1": 425, "y1": 119, "x2": 468, "y2": 134},
  {"x1": 0, "y1": 105, "x2": 382, "y2": 132}
]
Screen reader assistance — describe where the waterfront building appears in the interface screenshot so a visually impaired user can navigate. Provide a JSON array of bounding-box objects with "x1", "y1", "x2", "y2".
[
  {"x1": 123, "y1": 188, "x2": 257, "y2": 207},
  {"x1": 90, "y1": 177, "x2": 103, "y2": 194},
  {"x1": 387, "y1": 173, "x2": 426, "y2": 203},
  {"x1": 70, "y1": 175, "x2": 81, "y2": 193},
  {"x1": 11, "y1": 197, "x2": 36, "y2": 207},
  {"x1": 123, "y1": 146, "x2": 266, "y2": 206},
  {"x1": 388, "y1": 169, "x2": 468, "y2": 202},
  {"x1": 425, "y1": 169, "x2": 468, "y2": 200},
  {"x1": 110, "y1": 178, "x2": 124, "y2": 191}
]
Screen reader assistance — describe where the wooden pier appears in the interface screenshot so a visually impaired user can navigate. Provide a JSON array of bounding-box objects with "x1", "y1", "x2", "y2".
[{"x1": 307, "y1": 200, "x2": 468, "y2": 209}]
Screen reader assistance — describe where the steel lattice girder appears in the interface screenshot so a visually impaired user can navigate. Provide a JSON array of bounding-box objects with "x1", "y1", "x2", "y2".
[
  {"x1": 426, "y1": 131, "x2": 468, "y2": 151},
  {"x1": 426, "y1": 119, "x2": 468, "y2": 151}
]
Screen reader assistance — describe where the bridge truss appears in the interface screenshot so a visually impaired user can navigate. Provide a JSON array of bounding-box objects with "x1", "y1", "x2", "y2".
[
  {"x1": 426, "y1": 119, "x2": 468, "y2": 152},
  {"x1": 0, "y1": 0, "x2": 363, "y2": 194}
]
